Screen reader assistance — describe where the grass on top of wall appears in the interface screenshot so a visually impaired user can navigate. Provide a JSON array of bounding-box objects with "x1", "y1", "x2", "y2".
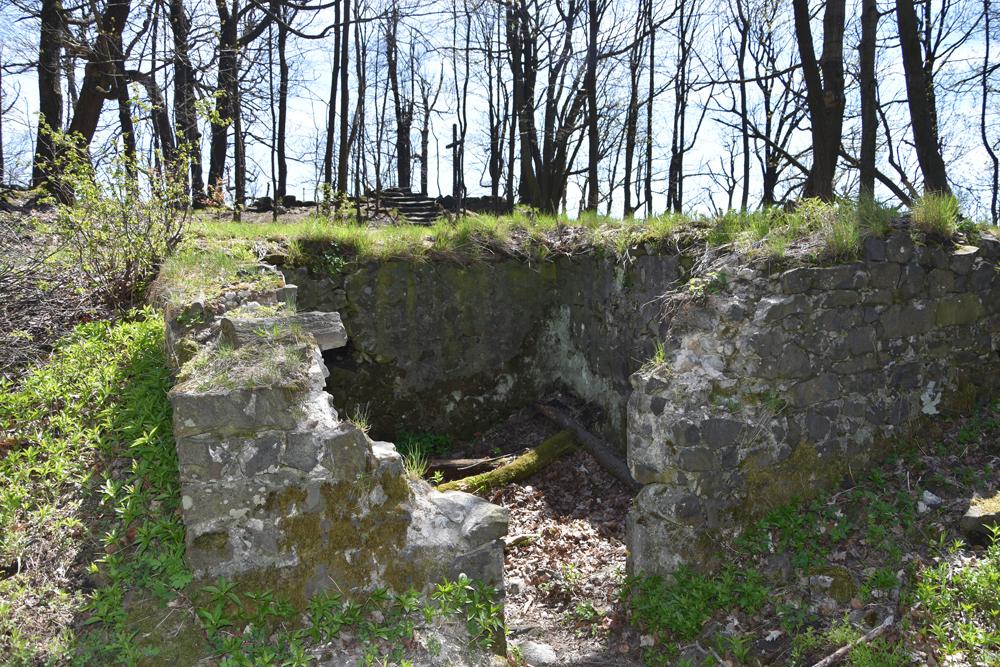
[
  {"x1": 154, "y1": 196, "x2": 979, "y2": 310},
  {"x1": 189, "y1": 198, "x2": 909, "y2": 264}
]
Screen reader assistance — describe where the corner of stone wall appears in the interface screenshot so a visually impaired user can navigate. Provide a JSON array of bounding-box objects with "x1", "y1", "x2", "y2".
[
  {"x1": 162, "y1": 272, "x2": 508, "y2": 608},
  {"x1": 626, "y1": 232, "x2": 1000, "y2": 577}
]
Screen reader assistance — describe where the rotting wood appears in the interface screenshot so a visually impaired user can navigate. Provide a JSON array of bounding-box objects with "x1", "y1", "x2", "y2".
[
  {"x1": 809, "y1": 615, "x2": 894, "y2": 667},
  {"x1": 427, "y1": 454, "x2": 515, "y2": 481},
  {"x1": 535, "y1": 403, "x2": 642, "y2": 493},
  {"x1": 434, "y1": 430, "x2": 576, "y2": 494}
]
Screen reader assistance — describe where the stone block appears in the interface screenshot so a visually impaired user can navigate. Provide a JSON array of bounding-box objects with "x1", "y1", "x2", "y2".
[
  {"x1": 810, "y1": 264, "x2": 868, "y2": 291},
  {"x1": 927, "y1": 269, "x2": 956, "y2": 297},
  {"x1": 701, "y1": 417, "x2": 745, "y2": 448},
  {"x1": 755, "y1": 295, "x2": 809, "y2": 323},
  {"x1": 781, "y1": 268, "x2": 814, "y2": 293},
  {"x1": 878, "y1": 303, "x2": 934, "y2": 339},
  {"x1": 221, "y1": 311, "x2": 347, "y2": 351},
  {"x1": 868, "y1": 262, "x2": 901, "y2": 289},
  {"x1": 950, "y1": 245, "x2": 980, "y2": 275},
  {"x1": 862, "y1": 237, "x2": 886, "y2": 262},
  {"x1": 885, "y1": 232, "x2": 914, "y2": 263},
  {"x1": 934, "y1": 294, "x2": 985, "y2": 327},
  {"x1": 789, "y1": 374, "x2": 841, "y2": 406}
]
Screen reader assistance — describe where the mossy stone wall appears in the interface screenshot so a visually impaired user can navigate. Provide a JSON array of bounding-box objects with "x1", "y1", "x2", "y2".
[
  {"x1": 627, "y1": 233, "x2": 1000, "y2": 576},
  {"x1": 285, "y1": 250, "x2": 682, "y2": 445}
]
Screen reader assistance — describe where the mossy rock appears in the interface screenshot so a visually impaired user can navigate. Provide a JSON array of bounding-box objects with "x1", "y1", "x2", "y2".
[{"x1": 807, "y1": 565, "x2": 857, "y2": 604}]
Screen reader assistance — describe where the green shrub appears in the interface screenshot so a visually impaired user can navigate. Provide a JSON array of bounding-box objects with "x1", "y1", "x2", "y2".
[
  {"x1": 910, "y1": 193, "x2": 960, "y2": 238},
  {"x1": 46, "y1": 127, "x2": 189, "y2": 310}
]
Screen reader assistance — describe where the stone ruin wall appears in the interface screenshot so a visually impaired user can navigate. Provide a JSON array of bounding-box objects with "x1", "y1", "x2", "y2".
[
  {"x1": 163, "y1": 288, "x2": 507, "y2": 609},
  {"x1": 285, "y1": 250, "x2": 681, "y2": 446},
  {"x1": 627, "y1": 232, "x2": 1000, "y2": 575},
  {"x1": 162, "y1": 229, "x2": 1000, "y2": 600}
]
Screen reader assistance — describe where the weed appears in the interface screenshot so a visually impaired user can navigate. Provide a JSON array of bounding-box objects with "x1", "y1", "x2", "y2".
[
  {"x1": 646, "y1": 340, "x2": 667, "y2": 368},
  {"x1": 403, "y1": 448, "x2": 429, "y2": 480},
  {"x1": 396, "y1": 431, "x2": 452, "y2": 460},
  {"x1": 625, "y1": 565, "x2": 766, "y2": 646},
  {"x1": 857, "y1": 198, "x2": 898, "y2": 237},
  {"x1": 0, "y1": 311, "x2": 191, "y2": 663},
  {"x1": 349, "y1": 402, "x2": 373, "y2": 434},
  {"x1": 913, "y1": 525, "x2": 1000, "y2": 657},
  {"x1": 911, "y1": 193, "x2": 960, "y2": 238},
  {"x1": 688, "y1": 270, "x2": 728, "y2": 297}
]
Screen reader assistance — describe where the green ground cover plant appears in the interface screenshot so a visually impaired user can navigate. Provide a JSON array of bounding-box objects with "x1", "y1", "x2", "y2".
[
  {"x1": 0, "y1": 311, "x2": 505, "y2": 666},
  {"x1": 0, "y1": 310, "x2": 188, "y2": 664},
  {"x1": 626, "y1": 397, "x2": 1000, "y2": 666}
]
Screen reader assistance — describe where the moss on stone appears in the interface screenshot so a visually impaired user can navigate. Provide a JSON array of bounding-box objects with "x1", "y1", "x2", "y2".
[
  {"x1": 241, "y1": 468, "x2": 419, "y2": 611},
  {"x1": 740, "y1": 441, "x2": 846, "y2": 520},
  {"x1": 808, "y1": 565, "x2": 857, "y2": 603}
]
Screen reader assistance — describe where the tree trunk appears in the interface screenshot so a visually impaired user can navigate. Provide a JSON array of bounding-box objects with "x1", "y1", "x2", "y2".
[
  {"x1": 622, "y1": 8, "x2": 642, "y2": 218},
  {"x1": 0, "y1": 57, "x2": 5, "y2": 185},
  {"x1": 584, "y1": 0, "x2": 599, "y2": 212},
  {"x1": 322, "y1": 0, "x2": 341, "y2": 192},
  {"x1": 644, "y1": 0, "x2": 655, "y2": 217},
  {"x1": 168, "y1": 0, "x2": 204, "y2": 204},
  {"x1": 336, "y1": 0, "x2": 351, "y2": 197},
  {"x1": 895, "y1": 0, "x2": 951, "y2": 194},
  {"x1": 859, "y1": 0, "x2": 878, "y2": 200},
  {"x1": 277, "y1": 14, "x2": 289, "y2": 201},
  {"x1": 385, "y1": 5, "x2": 412, "y2": 190},
  {"x1": 983, "y1": 0, "x2": 999, "y2": 224},
  {"x1": 32, "y1": 0, "x2": 63, "y2": 189},
  {"x1": 131, "y1": 72, "x2": 177, "y2": 166},
  {"x1": 66, "y1": 0, "x2": 133, "y2": 146},
  {"x1": 792, "y1": 0, "x2": 846, "y2": 201},
  {"x1": 207, "y1": 0, "x2": 238, "y2": 199}
]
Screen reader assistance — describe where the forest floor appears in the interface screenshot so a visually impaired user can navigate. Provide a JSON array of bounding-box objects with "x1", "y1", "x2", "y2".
[
  {"x1": 446, "y1": 400, "x2": 1000, "y2": 667},
  {"x1": 453, "y1": 409, "x2": 641, "y2": 666}
]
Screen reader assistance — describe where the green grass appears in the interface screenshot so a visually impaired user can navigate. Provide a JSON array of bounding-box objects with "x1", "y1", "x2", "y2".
[
  {"x1": 705, "y1": 198, "x2": 898, "y2": 260},
  {"x1": 0, "y1": 311, "x2": 190, "y2": 665},
  {"x1": 150, "y1": 240, "x2": 283, "y2": 308},
  {"x1": 910, "y1": 193, "x2": 960, "y2": 238},
  {"x1": 155, "y1": 199, "x2": 912, "y2": 308}
]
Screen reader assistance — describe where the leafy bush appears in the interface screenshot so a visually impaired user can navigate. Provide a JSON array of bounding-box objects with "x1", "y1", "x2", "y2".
[
  {"x1": 46, "y1": 127, "x2": 188, "y2": 310},
  {"x1": 911, "y1": 193, "x2": 960, "y2": 238}
]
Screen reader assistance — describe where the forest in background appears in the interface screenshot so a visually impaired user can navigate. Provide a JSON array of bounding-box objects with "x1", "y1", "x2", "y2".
[{"x1": 0, "y1": 0, "x2": 997, "y2": 219}]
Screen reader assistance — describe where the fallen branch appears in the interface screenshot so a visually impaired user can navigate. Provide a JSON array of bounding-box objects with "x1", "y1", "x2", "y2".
[
  {"x1": 434, "y1": 430, "x2": 576, "y2": 494},
  {"x1": 535, "y1": 403, "x2": 641, "y2": 493},
  {"x1": 809, "y1": 615, "x2": 895, "y2": 667},
  {"x1": 427, "y1": 454, "x2": 514, "y2": 481}
]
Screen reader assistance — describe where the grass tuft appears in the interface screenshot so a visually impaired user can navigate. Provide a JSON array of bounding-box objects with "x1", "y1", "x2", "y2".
[{"x1": 911, "y1": 193, "x2": 960, "y2": 238}]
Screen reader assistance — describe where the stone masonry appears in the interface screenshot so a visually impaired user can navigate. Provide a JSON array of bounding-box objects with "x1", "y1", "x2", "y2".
[
  {"x1": 165, "y1": 292, "x2": 507, "y2": 607},
  {"x1": 626, "y1": 232, "x2": 1000, "y2": 575}
]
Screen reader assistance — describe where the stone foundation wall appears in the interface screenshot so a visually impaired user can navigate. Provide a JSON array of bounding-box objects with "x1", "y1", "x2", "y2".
[
  {"x1": 285, "y1": 250, "x2": 681, "y2": 444},
  {"x1": 626, "y1": 232, "x2": 1000, "y2": 575},
  {"x1": 165, "y1": 293, "x2": 507, "y2": 607}
]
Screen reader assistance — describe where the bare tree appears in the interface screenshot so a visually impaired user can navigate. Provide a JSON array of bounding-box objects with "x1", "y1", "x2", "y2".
[
  {"x1": 896, "y1": 0, "x2": 951, "y2": 194},
  {"x1": 792, "y1": 0, "x2": 847, "y2": 201}
]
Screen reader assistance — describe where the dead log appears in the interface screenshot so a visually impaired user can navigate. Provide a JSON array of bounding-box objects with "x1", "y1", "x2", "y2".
[
  {"x1": 434, "y1": 431, "x2": 576, "y2": 494},
  {"x1": 535, "y1": 403, "x2": 641, "y2": 494},
  {"x1": 427, "y1": 455, "x2": 514, "y2": 481}
]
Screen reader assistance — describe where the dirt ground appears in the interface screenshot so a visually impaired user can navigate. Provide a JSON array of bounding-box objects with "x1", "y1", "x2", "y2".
[{"x1": 454, "y1": 408, "x2": 643, "y2": 666}]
